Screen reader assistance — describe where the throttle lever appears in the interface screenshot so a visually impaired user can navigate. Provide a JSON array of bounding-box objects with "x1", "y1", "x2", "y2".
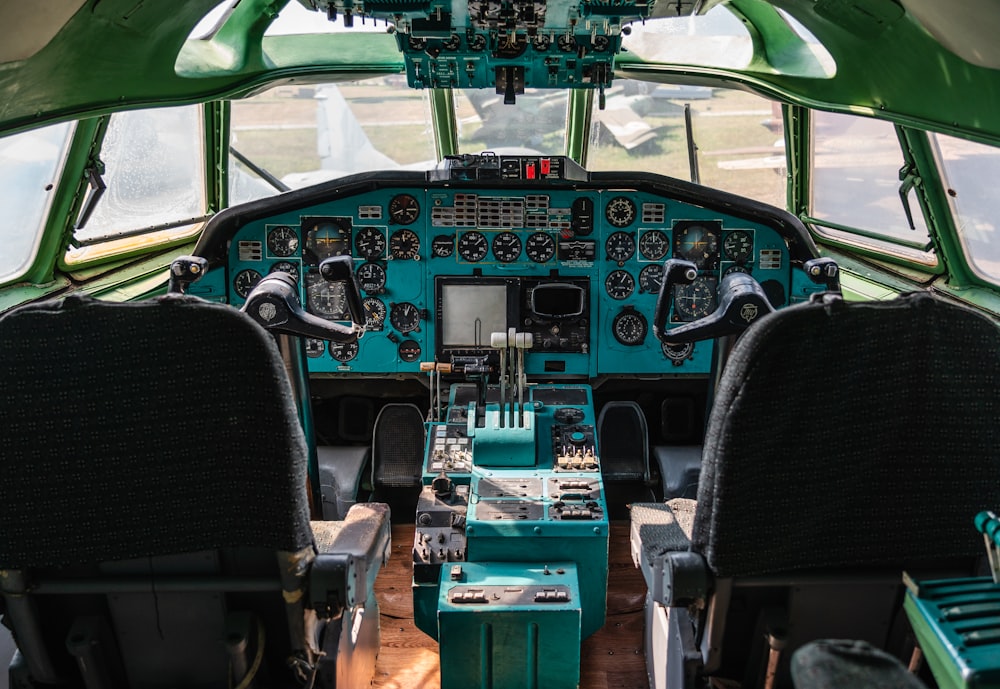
[
  {"x1": 241, "y1": 272, "x2": 358, "y2": 342},
  {"x1": 319, "y1": 255, "x2": 366, "y2": 328},
  {"x1": 654, "y1": 259, "x2": 698, "y2": 340}
]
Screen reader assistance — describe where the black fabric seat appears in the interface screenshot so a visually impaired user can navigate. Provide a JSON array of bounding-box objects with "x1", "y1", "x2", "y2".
[
  {"x1": 0, "y1": 294, "x2": 389, "y2": 689},
  {"x1": 372, "y1": 403, "x2": 425, "y2": 490},
  {"x1": 631, "y1": 292, "x2": 1000, "y2": 689}
]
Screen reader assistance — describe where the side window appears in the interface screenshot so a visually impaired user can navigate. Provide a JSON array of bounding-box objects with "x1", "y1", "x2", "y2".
[
  {"x1": 74, "y1": 106, "x2": 205, "y2": 243},
  {"x1": 65, "y1": 105, "x2": 206, "y2": 264},
  {"x1": 586, "y1": 81, "x2": 787, "y2": 209},
  {"x1": 932, "y1": 133, "x2": 1000, "y2": 283},
  {"x1": 810, "y1": 111, "x2": 935, "y2": 264},
  {"x1": 0, "y1": 122, "x2": 72, "y2": 282}
]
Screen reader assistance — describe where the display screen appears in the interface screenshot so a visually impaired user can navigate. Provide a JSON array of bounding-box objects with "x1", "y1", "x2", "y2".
[
  {"x1": 530, "y1": 283, "x2": 585, "y2": 318},
  {"x1": 440, "y1": 283, "x2": 509, "y2": 347}
]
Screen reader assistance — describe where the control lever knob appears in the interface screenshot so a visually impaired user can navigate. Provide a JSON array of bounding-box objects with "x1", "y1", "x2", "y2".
[{"x1": 168, "y1": 255, "x2": 208, "y2": 294}]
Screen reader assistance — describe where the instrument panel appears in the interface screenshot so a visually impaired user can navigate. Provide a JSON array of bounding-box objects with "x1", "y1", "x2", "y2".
[{"x1": 196, "y1": 156, "x2": 823, "y2": 378}]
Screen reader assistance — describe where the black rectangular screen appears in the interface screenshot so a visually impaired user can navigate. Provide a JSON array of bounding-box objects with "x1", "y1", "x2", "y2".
[{"x1": 530, "y1": 284, "x2": 585, "y2": 319}]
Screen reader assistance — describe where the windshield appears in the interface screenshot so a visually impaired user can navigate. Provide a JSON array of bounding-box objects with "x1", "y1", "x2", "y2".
[
  {"x1": 455, "y1": 89, "x2": 567, "y2": 157},
  {"x1": 0, "y1": 122, "x2": 72, "y2": 282},
  {"x1": 230, "y1": 78, "x2": 435, "y2": 203},
  {"x1": 586, "y1": 81, "x2": 786, "y2": 207}
]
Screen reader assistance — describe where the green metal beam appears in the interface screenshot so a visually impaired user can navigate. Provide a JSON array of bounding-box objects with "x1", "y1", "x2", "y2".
[{"x1": 429, "y1": 89, "x2": 458, "y2": 160}]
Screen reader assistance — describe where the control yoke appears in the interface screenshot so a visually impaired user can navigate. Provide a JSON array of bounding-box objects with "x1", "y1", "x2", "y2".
[
  {"x1": 242, "y1": 257, "x2": 364, "y2": 343},
  {"x1": 654, "y1": 258, "x2": 774, "y2": 344}
]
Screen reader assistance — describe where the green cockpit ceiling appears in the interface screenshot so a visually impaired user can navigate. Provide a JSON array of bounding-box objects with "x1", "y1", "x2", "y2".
[{"x1": 1, "y1": 0, "x2": 1000, "y2": 145}]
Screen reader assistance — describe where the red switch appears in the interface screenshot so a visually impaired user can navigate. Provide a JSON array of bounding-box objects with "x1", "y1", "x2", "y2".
[
  {"x1": 525, "y1": 162, "x2": 536, "y2": 179},
  {"x1": 540, "y1": 158, "x2": 551, "y2": 175}
]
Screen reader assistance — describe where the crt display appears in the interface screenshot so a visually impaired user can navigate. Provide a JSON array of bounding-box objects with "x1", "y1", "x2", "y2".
[
  {"x1": 441, "y1": 283, "x2": 508, "y2": 347},
  {"x1": 531, "y1": 283, "x2": 585, "y2": 319}
]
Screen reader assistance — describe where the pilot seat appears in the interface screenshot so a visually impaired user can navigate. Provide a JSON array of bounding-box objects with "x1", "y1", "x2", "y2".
[{"x1": 0, "y1": 293, "x2": 390, "y2": 689}]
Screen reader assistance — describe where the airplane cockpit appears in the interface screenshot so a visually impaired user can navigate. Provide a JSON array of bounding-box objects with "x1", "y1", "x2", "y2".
[{"x1": 2, "y1": 1, "x2": 1000, "y2": 689}]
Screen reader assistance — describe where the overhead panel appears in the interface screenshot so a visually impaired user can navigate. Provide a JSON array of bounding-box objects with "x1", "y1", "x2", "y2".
[{"x1": 297, "y1": 0, "x2": 667, "y2": 101}]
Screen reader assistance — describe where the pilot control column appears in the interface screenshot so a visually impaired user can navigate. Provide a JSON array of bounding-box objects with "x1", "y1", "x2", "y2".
[{"x1": 411, "y1": 330, "x2": 609, "y2": 689}]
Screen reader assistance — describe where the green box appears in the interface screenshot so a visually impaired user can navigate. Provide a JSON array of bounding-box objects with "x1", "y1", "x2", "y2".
[{"x1": 437, "y1": 562, "x2": 582, "y2": 689}]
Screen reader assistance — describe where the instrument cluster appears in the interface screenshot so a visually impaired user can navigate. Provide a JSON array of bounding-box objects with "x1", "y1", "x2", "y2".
[{"x1": 209, "y1": 159, "x2": 819, "y2": 378}]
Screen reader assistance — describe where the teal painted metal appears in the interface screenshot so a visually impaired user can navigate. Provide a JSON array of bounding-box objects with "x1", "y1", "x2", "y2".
[
  {"x1": 471, "y1": 407, "x2": 536, "y2": 467},
  {"x1": 904, "y1": 575, "x2": 1000, "y2": 689},
  {"x1": 413, "y1": 382, "x2": 609, "y2": 682},
  {"x1": 437, "y1": 561, "x2": 582, "y2": 689}
]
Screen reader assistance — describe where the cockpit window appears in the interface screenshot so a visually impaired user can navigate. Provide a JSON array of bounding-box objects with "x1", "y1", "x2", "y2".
[
  {"x1": 455, "y1": 89, "x2": 568, "y2": 157},
  {"x1": 229, "y1": 78, "x2": 435, "y2": 203},
  {"x1": 72, "y1": 105, "x2": 206, "y2": 245},
  {"x1": 621, "y1": 5, "x2": 752, "y2": 70},
  {"x1": 810, "y1": 111, "x2": 936, "y2": 265},
  {"x1": 0, "y1": 122, "x2": 72, "y2": 282},
  {"x1": 586, "y1": 81, "x2": 786, "y2": 208},
  {"x1": 932, "y1": 133, "x2": 1000, "y2": 283}
]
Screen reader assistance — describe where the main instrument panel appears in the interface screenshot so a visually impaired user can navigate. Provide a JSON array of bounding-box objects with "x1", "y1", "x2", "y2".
[{"x1": 194, "y1": 155, "x2": 822, "y2": 378}]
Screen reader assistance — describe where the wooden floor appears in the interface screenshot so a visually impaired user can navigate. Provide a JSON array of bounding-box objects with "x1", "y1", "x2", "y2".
[{"x1": 373, "y1": 521, "x2": 649, "y2": 689}]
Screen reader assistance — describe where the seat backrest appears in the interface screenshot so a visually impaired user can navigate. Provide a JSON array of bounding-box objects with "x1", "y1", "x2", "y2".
[
  {"x1": 691, "y1": 292, "x2": 1000, "y2": 686},
  {"x1": 0, "y1": 294, "x2": 314, "y2": 687},
  {"x1": 372, "y1": 402, "x2": 425, "y2": 490},
  {"x1": 597, "y1": 401, "x2": 650, "y2": 483},
  {"x1": 694, "y1": 291, "x2": 1000, "y2": 577}
]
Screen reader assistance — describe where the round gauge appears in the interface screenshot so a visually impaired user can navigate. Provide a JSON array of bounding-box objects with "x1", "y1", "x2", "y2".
[
  {"x1": 605, "y1": 270, "x2": 635, "y2": 300},
  {"x1": 305, "y1": 220, "x2": 350, "y2": 261},
  {"x1": 468, "y1": 34, "x2": 487, "y2": 51},
  {"x1": 662, "y1": 341, "x2": 694, "y2": 365},
  {"x1": 612, "y1": 309, "x2": 648, "y2": 346},
  {"x1": 362, "y1": 297, "x2": 386, "y2": 330},
  {"x1": 388, "y1": 194, "x2": 420, "y2": 225},
  {"x1": 408, "y1": 36, "x2": 427, "y2": 51},
  {"x1": 724, "y1": 265, "x2": 751, "y2": 277},
  {"x1": 270, "y1": 261, "x2": 299, "y2": 283},
  {"x1": 458, "y1": 231, "x2": 489, "y2": 262},
  {"x1": 557, "y1": 33, "x2": 576, "y2": 52},
  {"x1": 390, "y1": 229, "x2": 420, "y2": 260},
  {"x1": 306, "y1": 272, "x2": 347, "y2": 319},
  {"x1": 638, "y1": 264, "x2": 664, "y2": 294},
  {"x1": 606, "y1": 231, "x2": 636, "y2": 263},
  {"x1": 592, "y1": 35, "x2": 610, "y2": 52},
  {"x1": 492, "y1": 231, "x2": 522, "y2": 263},
  {"x1": 605, "y1": 196, "x2": 637, "y2": 228},
  {"x1": 723, "y1": 230, "x2": 754, "y2": 262},
  {"x1": 389, "y1": 302, "x2": 421, "y2": 333},
  {"x1": 532, "y1": 34, "x2": 551, "y2": 51},
  {"x1": 525, "y1": 232, "x2": 556, "y2": 263},
  {"x1": 305, "y1": 338, "x2": 326, "y2": 358},
  {"x1": 329, "y1": 340, "x2": 359, "y2": 363},
  {"x1": 432, "y1": 234, "x2": 454, "y2": 258},
  {"x1": 674, "y1": 223, "x2": 720, "y2": 267},
  {"x1": 233, "y1": 269, "x2": 262, "y2": 298},
  {"x1": 639, "y1": 230, "x2": 669, "y2": 261},
  {"x1": 398, "y1": 339, "x2": 422, "y2": 363},
  {"x1": 673, "y1": 276, "x2": 718, "y2": 321},
  {"x1": 356, "y1": 262, "x2": 387, "y2": 293},
  {"x1": 267, "y1": 226, "x2": 299, "y2": 257},
  {"x1": 443, "y1": 33, "x2": 461, "y2": 51},
  {"x1": 354, "y1": 227, "x2": 386, "y2": 260}
]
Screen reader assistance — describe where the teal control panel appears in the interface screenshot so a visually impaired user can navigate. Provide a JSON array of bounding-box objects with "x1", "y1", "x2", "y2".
[{"x1": 195, "y1": 156, "x2": 823, "y2": 379}]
